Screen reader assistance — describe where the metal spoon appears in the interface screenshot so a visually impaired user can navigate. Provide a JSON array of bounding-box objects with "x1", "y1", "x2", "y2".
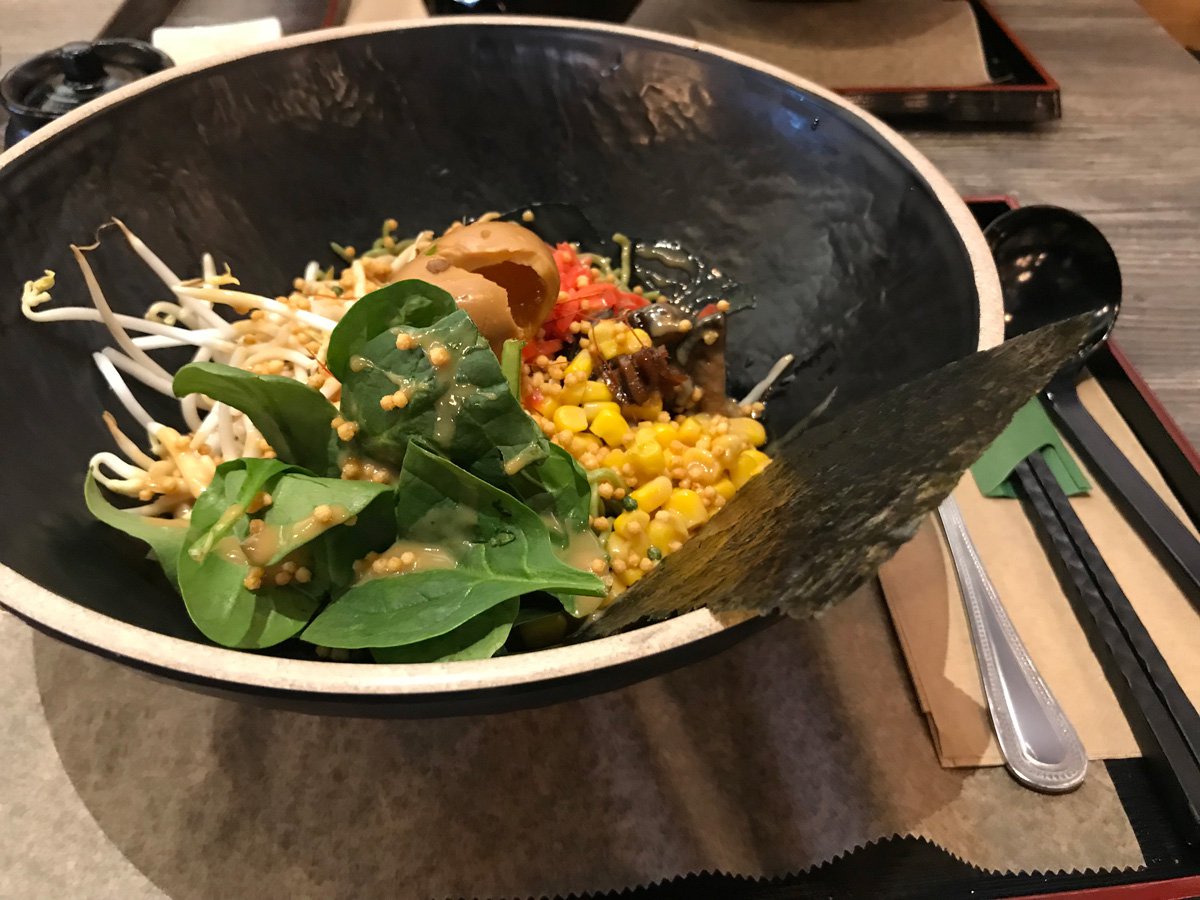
[{"x1": 987, "y1": 205, "x2": 1200, "y2": 603}]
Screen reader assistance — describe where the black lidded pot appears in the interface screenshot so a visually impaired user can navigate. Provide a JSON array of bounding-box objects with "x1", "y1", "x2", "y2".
[
  {"x1": 1, "y1": 39, "x2": 173, "y2": 149},
  {"x1": 424, "y1": 0, "x2": 642, "y2": 21}
]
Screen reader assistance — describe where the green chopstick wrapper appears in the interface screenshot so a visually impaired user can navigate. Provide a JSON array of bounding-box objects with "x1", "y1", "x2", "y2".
[{"x1": 971, "y1": 398, "x2": 1091, "y2": 498}]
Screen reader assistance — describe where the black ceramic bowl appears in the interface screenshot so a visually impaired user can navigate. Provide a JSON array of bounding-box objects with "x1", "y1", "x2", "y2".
[{"x1": 0, "y1": 18, "x2": 1001, "y2": 716}]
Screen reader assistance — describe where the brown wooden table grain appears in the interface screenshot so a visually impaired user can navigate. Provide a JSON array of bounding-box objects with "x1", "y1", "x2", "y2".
[{"x1": 900, "y1": 0, "x2": 1200, "y2": 444}]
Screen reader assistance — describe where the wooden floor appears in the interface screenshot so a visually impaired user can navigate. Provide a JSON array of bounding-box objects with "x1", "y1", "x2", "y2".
[{"x1": 1140, "y1": 0, "x2": 1200, "y2": 51}]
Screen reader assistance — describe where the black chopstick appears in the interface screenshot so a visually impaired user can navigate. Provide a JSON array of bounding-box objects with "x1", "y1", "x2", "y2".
[
  {"x1": 1013, "y1": 456, "x2": 1200, "y2": 829},
  {"x1": 1024, "y1": 452, "x2": 1200, "y2": 767}
]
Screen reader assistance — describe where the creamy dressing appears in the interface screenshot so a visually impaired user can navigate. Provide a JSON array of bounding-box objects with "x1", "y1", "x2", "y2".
[
  {"x1": 240, "y1": 503, "x2": 352, "y2": 566},
  {"x1": 544, "y1": 518, "x2": 607, "y2": 617},
  {"x1": 203, "y1": 504, "x2": 352, "y2": 567},
  {"x1": 354, "y1": 540, "x2": 456, "y2": 584},
  {"x1": 502, "y1": 441, "x2": 546, "y2": 476}
]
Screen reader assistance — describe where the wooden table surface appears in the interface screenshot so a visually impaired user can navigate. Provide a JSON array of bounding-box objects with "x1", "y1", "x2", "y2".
[{"x1": 904, "y1": 0, "x2": 1200, "y2": 444}]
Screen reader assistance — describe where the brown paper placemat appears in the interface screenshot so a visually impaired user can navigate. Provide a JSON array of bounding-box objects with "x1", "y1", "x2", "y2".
[
  {"x1": 629, "y1": 0, "x2": 992, "y2": 88},
  {"x1": 17, "y1": 581, "x2": 1140, "y2": 899},
  {"x1": 346, "y1": 0, "x2": 992, "y2": 91},
  {"x1": 881, "y1": 376, "x2": 1200, "y2": 768}
]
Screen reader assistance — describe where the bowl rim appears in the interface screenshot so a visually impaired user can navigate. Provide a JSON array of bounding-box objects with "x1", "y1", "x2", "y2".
[{"x1": 0, "y1": 15, "x2": 1003, "y2": 697}]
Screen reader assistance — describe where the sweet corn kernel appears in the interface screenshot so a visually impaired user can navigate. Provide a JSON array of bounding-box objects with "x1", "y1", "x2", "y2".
[
  {"x1": 590, "y1": 407, "x2": 630, "y2": 446},
  {"x1": 617, "y1": 565, "x2": 645, "y2": 587},
  {"x1": 732, "y1": 448, "x2": 771, "y2": 488},
  {"x1": 583, "y1": 401, "x2": 621, "y2": 423},
  {"x1": 631, "y1": 476, "x2": 673, "y2": 513},
  {"x1": 666, "y1": 489, "x2": 708, "y2": 529},
  {"x1": 571, "y1": 433, "x2": 603, "y2": 455},
  {"x1": 602, "y1": 448, "x2": 627, "y2": 470},
  {"x1": 565, "y1": 350, "x2": 594, "y2": 378},
  {"x1": 729, "y1": 417, "x2": 767, "y2": 447},
  {"x1": 651, "y1": 422, "x2": 678, "y2": 447},
  {"x1": 627, "y1": 440, "x2": 666, "y2": 478},
  {"x1": 614, "y1": 509, "x2": 650, "y2": 536},
  {"x1": 624, "y1": 396, "x2": 663, "y2": 420},
  {"x1": 582, "y1": 380, "x2": 613, "y2": 402},
  {"x1": 531, "y1": 394, "x2": 559, "y2": 418},
  {"x1": 682, "y1": 448, "x2": 720, "y2": 483},
  {"x1": 677, "y1": 416, "x2": 703, "y2": 445},
  {"x1": 648, "y1": 518, "x2": 681, "y2": 552},
  {"x1": 711, "y1": 434, "x2": 748, "y2": 468},
  {"x1": 714, "y1": 478, "x2": 737, "y2": 501},
  {"x1": 558, "y1": 381, "x2": 586, "y2": 406},
  {"x1": 553, "y1": 405, "x2": 588, "y2": 433},
  {"x1": 634, "y1": 425, "x2": 659, "y2": 446},
  {"x1": 607, "y1": 532, "x2": 632, "y2": 562},
  {"x1": 631, "y1": 328, "x2": 652, "y2": 348}
]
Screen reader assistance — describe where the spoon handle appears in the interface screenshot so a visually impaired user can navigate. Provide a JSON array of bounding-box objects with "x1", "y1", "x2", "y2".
[
  {"x1": 1045, "y1": 383, "x2": 1200, "y2": 606},
  {"x1": 936, "y1": 496, "x2": 1087, "y2": 792}
]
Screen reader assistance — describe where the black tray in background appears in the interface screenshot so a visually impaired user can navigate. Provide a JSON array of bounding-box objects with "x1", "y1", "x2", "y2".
[{"x1": 837, "y1": 0, "x2": 1061, "y2": 125}]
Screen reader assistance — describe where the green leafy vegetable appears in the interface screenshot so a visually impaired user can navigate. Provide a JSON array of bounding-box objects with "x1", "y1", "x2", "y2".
[
  {"x1": 340, "y1": 309, "x2": 542, "y2": 472},
  {"x1": 301, "y1": 443, "x2": 604, "y2": 649},
  {"x1": 177, "y1": 459, "x2": 390, "y2": 649},
  {"x1": 324, "y1": 279, "x2": 456, "y2": 382},
  {"x1": 370, "y1": 597, "x2": 518, "y2": 663},
  {"x1": 501, "y1": 338, "x2": 524, "y2": 399},
  {"x1": 337, "y1": 299, "x2": 592, "y2": 543},
  {"x1": 177, "y1": 459, "x2": 313, "y2": 648},
  {"x1": 84, "y1": 472, "x2": 189, "y2": 587},
  {"x1": 172, "y1": 363, "x2": 340, "y2": 476}
]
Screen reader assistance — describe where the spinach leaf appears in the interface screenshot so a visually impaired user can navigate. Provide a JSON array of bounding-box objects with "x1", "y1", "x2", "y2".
[
  {"x1": 84, "y1": 472, "x2": 189, "y2": 588},
  {"x1": 301, "y1": 443, "x2": 604, "y2": 649},
  {"x1": 325, "y1": 279, "x2": 456, "y2": 382},
  {"x1": 501, "y1": 338, "x2": 523, "y2": 399},
  {"x1": 338, "y1": 308, "x2": 594, "y2": 544},
  {"x1": 340, "y1": 309, "x2": 545, "y2": 473},
  {"x1": 370, "y1": 597, "x2": 518, "y2": 663},
  {"x1": 315, "y1": 488, "x2": 398, "y2": 593},
  {"x1": 177, "y1": 459, "x2": 315, "y2": 648},
  {"x1": 177, "y1": 460, "x2": 391, "y2": 649},
  {"x1": 173, "y1": 363, "x2": 340, "y2": 476},
  {"x1": 257, "y1": 473, "x2": 393, "y2": 566}
]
